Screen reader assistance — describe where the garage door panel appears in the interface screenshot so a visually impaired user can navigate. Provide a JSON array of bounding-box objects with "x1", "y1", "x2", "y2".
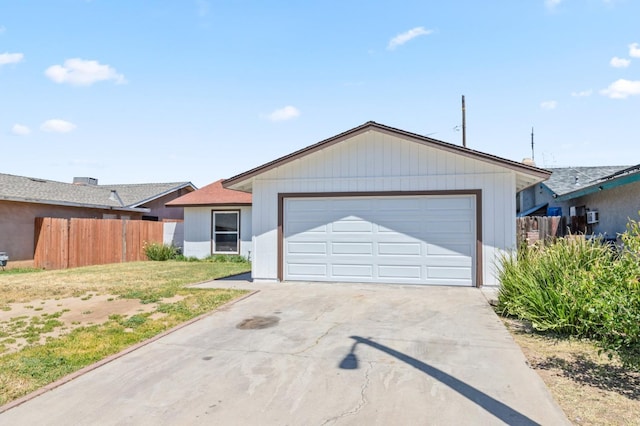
[
  {"x1": 331, "y1": 199, "x2": 374, "y2": 212},
  {"x1": 378, "y1": 242, "x2": 422, "y2": 256},
  {"x1": 427, "y1": 266, "x2": 472, "y2": 280},
  {"x1": 425, "y1": 220, "x2": 473, "y2": 234},
  {"x1": 332, "y1": 219, "x2": 373, "y2": 233},
  {"x1": 376, "y1": 198, "x2": 425, "y2": 211},
  {"x1": 426, "y1": 197, "x2": 472, "y2": 210},
  {"x1": 378, "y1": 265, "x2": 422, "y2": 279},
  {"x1": 287, "y1": 242, "x2": 327, "y2": 255},
  {"x1": 284, "y1": 195, "x2": 475, "y2": 286},
  {"x1": 331, "y1": 242, "x2": 373, "y2": 255},
  {"x1": 287, "y1": 263, "x2": 327, "y2": 277},
  {"x1": 427, "y1": 243, "x2": 474, "y2": 257},
  {"x1": 377, "y1": 221, "x2": 424, "y2": 234},
  {"x1": 287, "y1": 221, "x2": 328, "y2": 235},
  {"x1": 331, "y1": 264, "x2": 373, "y2": 279}
]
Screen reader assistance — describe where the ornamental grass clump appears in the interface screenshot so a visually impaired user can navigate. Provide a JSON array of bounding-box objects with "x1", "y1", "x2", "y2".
[
  {"x1": 498, "y1": 217, "x2": 640, "y2": 369},
  {"x1": 143, "y1": 242, "x2": 180, "y2": 261}
]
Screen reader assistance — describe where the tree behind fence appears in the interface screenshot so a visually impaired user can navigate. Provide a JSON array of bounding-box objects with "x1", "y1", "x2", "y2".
[
  {"x1": 34, "y1": 218, "x2": 163, "y2": 270},
  {"x1": 516, "y1": 216, "x2": 565, "y2": 247}
]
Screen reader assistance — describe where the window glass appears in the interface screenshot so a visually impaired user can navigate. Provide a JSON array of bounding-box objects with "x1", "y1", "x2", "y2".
[
  {"x1": 215, "y1": 234, "x2": 238, "y2": 252},
  {"x1": 215, "y1": 213, "x2": 238, "y2": 232},
  {"x1": 213, "y1": 211, "x2": 239, "y2": 254}
]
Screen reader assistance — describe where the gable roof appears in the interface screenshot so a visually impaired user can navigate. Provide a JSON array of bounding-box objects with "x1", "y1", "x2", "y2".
[
  {"x1": 166, "y1": 179, "x2": 252, "y2": 207},
  {"x1": 223, "y1": 121, "x2": 551, "y2": 192},
  {"x1": 0, "y1": 173, "x2": 195, "y2": 212},
  {"x1": 543, "y1": 166, "x2": 629, "y2": 196},
  {"x1": 102, "y1": 182, "x2": 195, "y2": 207},
  {"x1": 542, "y1": 165, "x2": 640, "y2": 201}
]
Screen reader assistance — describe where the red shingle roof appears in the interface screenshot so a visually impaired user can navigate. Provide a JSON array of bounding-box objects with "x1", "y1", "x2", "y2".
[{"x1": 166, "y1": 179, "x2": 251, "y2": 206}]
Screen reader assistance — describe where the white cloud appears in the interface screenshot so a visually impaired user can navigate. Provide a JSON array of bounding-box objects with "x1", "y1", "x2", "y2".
[
  {"x1": 387, "y1": 27, "x2": 433, "y2": 50},
  {"x1": 571, "y1": 89, "x2": 592, "y2": 97},
  {"x1": 266, "y1": 106, "x2": 300, "y2": 122},
  {"x1": 629, "y1": 43, "x2": 640, "y2": 58},
  {"x1": 610, "y1": 56, "x2": 630, "y2": 68},
  {"x1": 600, "y1": 79, "x2": 640, "y2": 99},
  {"x1": 11, "y1": 124, "x2": 31, "y2": 135},
  {"x1": 540, "y1": 100, "x2": 558, "y2": 110},
  {"x1": 545, "y1": 0, "x2": 562, "y2": 9},
  {"x1": 41, "y1": 119, "x2": 77, "y2": 133},
  {"x1": 0, "y1": 52, "x2": 24, "y2": 66},
  {"x1": 45, "y1": 58, "x2": 126, "y2": 86}
]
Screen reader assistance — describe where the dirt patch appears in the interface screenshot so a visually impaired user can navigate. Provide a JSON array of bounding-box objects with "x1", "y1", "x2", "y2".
[
  {"x1": 502, "y1": 317, "x2": 640, "y2": 425},
  {"x1": 0, "y1": 294, "x2": 184, "y2": 354}
]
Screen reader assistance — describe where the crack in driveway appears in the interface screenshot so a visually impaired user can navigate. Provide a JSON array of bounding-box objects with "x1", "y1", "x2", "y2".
[
  {"x1": 290, "y1": 323, "x2": 340, "y2": 355},
  {"x1": 321, "y1": 361, "x2": 373, "y2": 425}
]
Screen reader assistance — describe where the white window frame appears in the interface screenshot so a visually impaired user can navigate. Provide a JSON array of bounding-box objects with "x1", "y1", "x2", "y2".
[{"x1": 212, "y1": 210, "x2": 240, "y2": 254}]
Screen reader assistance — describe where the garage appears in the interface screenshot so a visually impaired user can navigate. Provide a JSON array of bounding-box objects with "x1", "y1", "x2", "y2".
[
  {"x1": 283, "y1": 193, "x2": 477, "y2": 286},
  {"x1": 223, "y1": 121, "x2": 551, "y2": 286}
]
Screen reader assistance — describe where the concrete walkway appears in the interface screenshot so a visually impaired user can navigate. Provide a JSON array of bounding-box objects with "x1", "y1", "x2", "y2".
[{"x1": 1, "y1": 278, "x2": 569, "y2": 425}]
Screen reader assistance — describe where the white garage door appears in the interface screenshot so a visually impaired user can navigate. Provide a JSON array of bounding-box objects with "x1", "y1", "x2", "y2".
[{"x1": 283, "y1": 195, "x2": 476, "y2": 286}]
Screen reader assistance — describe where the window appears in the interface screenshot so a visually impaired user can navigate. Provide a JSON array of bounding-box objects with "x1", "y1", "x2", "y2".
[{"x1": 212, "y1": 211, "x2": 240, "y2": 254}]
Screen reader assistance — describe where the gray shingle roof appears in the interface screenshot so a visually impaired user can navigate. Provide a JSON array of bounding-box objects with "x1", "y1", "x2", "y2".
[
  {"x1": 101, "y1": 182, "x2": 194, "y2": 207},
  {"x1": 0, "y1": 173, "x2": 194, "y2": 211},
  {"x1": 544, "y1": 166, "x2": 630, "y2": 196}
]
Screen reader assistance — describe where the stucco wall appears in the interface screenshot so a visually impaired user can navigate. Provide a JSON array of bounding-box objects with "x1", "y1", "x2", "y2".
[
  {"x1": 140, "y1": 190, "x2": 191, "y2": 220},
  {"x1": 250, "y1": 130, "x2": 517, "y2": 286},
  {"x1": 519, "y1": 180, "x2": 640, "y2": 238},
  {"x1": 182, "y1": 206, "x2": 252, "y2": 259},
  {"x1": 0, "y1": 201, "x2": 143, "y2": 261},
  {"x1": 568, "y1": 181, "x2": 640, "y2": 238}
]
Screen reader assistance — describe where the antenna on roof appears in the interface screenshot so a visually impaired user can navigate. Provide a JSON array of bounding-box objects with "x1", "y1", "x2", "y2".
[
  {"x1": 531, "y1": 127, "x2": 535, "y2": 161},
  {"x1": 461, "y1": 95, "x2": 467, "y2": 148}
]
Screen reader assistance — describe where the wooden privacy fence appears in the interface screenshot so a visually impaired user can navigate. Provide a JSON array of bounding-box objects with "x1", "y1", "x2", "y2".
[
  {"x1": 34, "y1": 218, "x2": 163, "y2": 270},
  {"x1": 516, "y1": 216, "x2": 566, "y2": 247}
]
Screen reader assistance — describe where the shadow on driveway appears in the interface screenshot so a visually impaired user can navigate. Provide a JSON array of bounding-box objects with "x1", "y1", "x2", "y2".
[{"x1": 341, "y1": 336, "x2": 540, "y2": 426}]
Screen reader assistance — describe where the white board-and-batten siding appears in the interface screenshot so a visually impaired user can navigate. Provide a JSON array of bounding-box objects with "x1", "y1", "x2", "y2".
[
  {"x1": 250, "y1": 130, "x2": 516, "y2": 286},
  {"x1": 183, "y1": 206, "x2": 252, "y2": 260}
]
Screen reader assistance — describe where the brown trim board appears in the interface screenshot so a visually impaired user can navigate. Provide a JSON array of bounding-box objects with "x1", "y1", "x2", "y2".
[{"x1": 277, "y1": 190, "x2": 484, "y2": 287}]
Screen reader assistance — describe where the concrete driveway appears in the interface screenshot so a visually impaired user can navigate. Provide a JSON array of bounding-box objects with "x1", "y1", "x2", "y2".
[{"x1": 1, "y1": 279, "x2": 569, "y2": 425}]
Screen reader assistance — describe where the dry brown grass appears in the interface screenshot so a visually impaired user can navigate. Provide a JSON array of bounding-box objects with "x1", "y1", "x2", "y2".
[
  {"x1": 0, "y1": 261, "x2": 250, "y2": 405},
  {"x1": 0, "y1": 261, "x2": 247, "y2": 305},
  {"x1": 503, "y1": 318, "x2": 640, "y2": 426}
]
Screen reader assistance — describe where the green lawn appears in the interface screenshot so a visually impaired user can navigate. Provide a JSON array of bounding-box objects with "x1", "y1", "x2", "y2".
[{"x1": 0, "y1": 260, "x2": 250, "y2": 406}]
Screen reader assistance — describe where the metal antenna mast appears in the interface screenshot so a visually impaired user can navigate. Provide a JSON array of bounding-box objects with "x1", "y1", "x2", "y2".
[
  {"x1": 462, "y1": 95, "x2": 467, "y2": 148},
  {"x1": 531, "y1": 127, "x2": 535, "y2": 161}
]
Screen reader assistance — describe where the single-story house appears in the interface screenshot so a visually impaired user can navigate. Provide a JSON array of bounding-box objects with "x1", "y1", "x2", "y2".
[
  {"x1": 0, "y1": 174, "x2": 195, "y2": 260},
  {"x1": 221, "y1": 121, "x2": 550, "y2": 287},
  {"x1": 517, "y1": 165, "x2": 640, "y2": 238},
  {"x1": 166, "y1": 180, "x2": 252, "y2": 259}
]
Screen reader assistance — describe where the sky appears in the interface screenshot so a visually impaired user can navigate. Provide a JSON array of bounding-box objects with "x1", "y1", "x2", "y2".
[{"x1": 1, "y1": 0, "x2": 639, "y2": 188}]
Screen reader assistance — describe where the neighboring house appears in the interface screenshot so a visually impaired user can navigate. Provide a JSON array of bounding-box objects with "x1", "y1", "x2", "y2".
[
  {"x1": 517, "y1": 165, "x2": 640, "y2": 238},
  {"x1": 222, "y1": 121, "x2": 550, "y2": 287},
  {"x1": 0, "y1": 174, "x2": 195, "y2": 261},
  {"x1": 166, "y1": 180, "x2": 252, "y2": 259}
]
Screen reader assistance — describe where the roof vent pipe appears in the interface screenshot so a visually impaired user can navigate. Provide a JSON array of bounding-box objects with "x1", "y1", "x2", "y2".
[{"x1": 109, "y1": 189, "x2": 124, "y2": 206}]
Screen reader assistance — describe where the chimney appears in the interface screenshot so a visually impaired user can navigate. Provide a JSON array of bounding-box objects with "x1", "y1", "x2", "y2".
[
  {"x1": 73, "y1": 177, "x2": 98, "y2": 186},
  {"x1": 522, "y1": 158, "x2": 536, "y2": 167}
]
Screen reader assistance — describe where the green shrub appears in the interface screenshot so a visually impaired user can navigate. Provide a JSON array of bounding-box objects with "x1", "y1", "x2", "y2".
[
  {"x1": 498, "y1": 220, "x2": 640, "y2": 369},
  {"x1": 143, "y1": 243, "x2": 180, "y2": 261},
  {"x1": 206, "y1": 254, "x2": 248, "y2": 263}
]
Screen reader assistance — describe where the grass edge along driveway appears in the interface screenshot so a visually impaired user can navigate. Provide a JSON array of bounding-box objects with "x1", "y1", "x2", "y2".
[{"x1": 0, "y1": 261, "x2": 250, "y2": 406}]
